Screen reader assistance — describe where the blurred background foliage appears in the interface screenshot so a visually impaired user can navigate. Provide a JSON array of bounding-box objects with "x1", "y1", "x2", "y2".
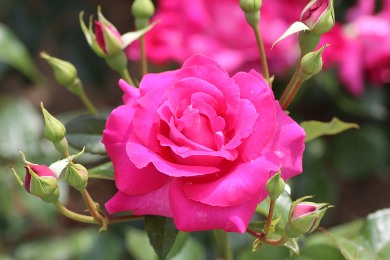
[{"x1": 0, "y1": 0, "x2": 389, "y2": 259}]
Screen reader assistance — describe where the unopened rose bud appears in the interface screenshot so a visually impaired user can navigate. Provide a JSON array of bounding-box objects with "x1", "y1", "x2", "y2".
[
  {"x1": 40, "y1": 52, "x2": 84, "y2": 96},
  {"x1": 24, "y1": 164, "x2": 60, "y2": 203},
  {"x1": 94, "y1": 20, "x2": 123, "y2": 56},
  {"x1": 266, "y1": 171, "x2": 285, "y2": 200},
  {"x1": 239, "y1": 0, "x2": 262, "y2": 13},
  {"x1": 131, "y1": 0, "x2": 155, "y2": 30},
  {"x1": 65, "y1": 163, "x2": 88, "y2": 191},
  {"x1": 41, "y1": 103, "x2": 66, "y2": 142},
  {"x1": 298, "y1": 44, "x2": 327, "y2": 81},
  {"x1": 240, "y1": 0, "x2": 262, "y2": 29},
  {"x1": 41, "y1": 103, "x2": 69, "y2": 157},
  {"x1": 300, "y1": 0, "x2": 335, "y2": 35},
  {"x1": 285, "y1": 197, "x2": 331, "y2": 238}
]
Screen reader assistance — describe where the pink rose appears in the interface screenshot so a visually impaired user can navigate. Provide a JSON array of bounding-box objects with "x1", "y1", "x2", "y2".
[
  {"x1": 103, "y1": 55, "x2": 305, "y2": 233},
  {"x1": 126, "y1": 0, "x2": 307, "y2": 74}
]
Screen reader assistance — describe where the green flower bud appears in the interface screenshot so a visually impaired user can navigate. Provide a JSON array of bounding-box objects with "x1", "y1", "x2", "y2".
[
  {"x1": 239, "y1": 0, "x2": 262, "y2": 13},
  {"x1": 300, "y1": 0, "x2": 335, "y2": 35},
  {"x1": 41, "y1": 102, "x2": 66, "y2": 142},
  {"x1": 298, "y1": 44, "x2": 327, "y2": 81},
  {"x1": 65, "y1": 163, "x2": 88, "y2": 191},
  {"x1": 24, "y1": 163, "x2": 60, "y2": 203},
  {"x1": 131, "y1": 0, "x2": 155, "y2": 29},
  {"x1": 285, "y1": 196, "x2": 332, "y2": 238},
  {"x1": 266, "y1": 171, "x2": 285, "y2": 200},
  {"x1": 40, "y1": 52, "x2": 84, "y2": 96}
]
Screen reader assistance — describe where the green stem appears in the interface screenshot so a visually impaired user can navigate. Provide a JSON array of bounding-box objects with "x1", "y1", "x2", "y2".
[
  {"x1": 253, "y1": 25, "x2": 271, "y2": 87},
  {"x1": 53, "y1": 201, "x2": 98, "y2": 224},
  {"x1": 140, "y1": 35, "x2": 148, "y2": 76},
  {"x1": 121, "y1": 68, "x2": 137, "y2": 87},
  {"x1": 78, "y1": 92, "x2": 98, "y2": 115}
]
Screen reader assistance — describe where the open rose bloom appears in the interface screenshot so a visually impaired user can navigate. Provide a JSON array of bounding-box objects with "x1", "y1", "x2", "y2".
[{"x1": 103, "y1": 55, "x2": 305, "y2": 233}]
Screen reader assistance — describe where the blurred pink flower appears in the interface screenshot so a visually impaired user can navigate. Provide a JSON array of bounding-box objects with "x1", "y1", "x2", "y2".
[
  {"x1": 322, "y1": 0, "x2": 390, "y2": 95},
  {"x1": 126, "y1": 0, "x2": 307, "y2": 75}
]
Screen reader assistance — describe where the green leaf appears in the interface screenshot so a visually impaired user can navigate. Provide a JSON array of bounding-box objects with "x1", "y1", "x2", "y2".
[
  {"x1": 88, "y1": 161, "x2": 114, "y2": 180},
  {"x1": 0, "y1": 23, "x2": 44, "y2": 84},
  {"x1": 360, "y1": 209, "x2": 390, "y2": 252},
  {"x1": 298, "y1": 244, "x2": 345, "y2": 260},
  {"x1": 66, "y1": 115, "x2": 107, "y2": 155},
  {"x1": 300, "y1": 117, "x2": 359, "y2": 142},
  {"x1": 144, "y1": 216, "x2": 179, "y2": 260},
  {"x1": 272, "y1": 21, "x2": 310, "y2": 48},
  {"x1": 165, "y1": 232, "x2": 189, "y2": 259}
]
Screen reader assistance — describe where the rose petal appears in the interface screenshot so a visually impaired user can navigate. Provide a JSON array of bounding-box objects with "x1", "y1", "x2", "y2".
[
  {"x1": 126, "y1": 132, "x2": 220, "y2": 177},
  {"x1": 224, "y1": 99, "x2": 258, "y2": 150},
  {"x1": 102, "y1": 105, "x2": 170, "y2": 195},
  {"x1": 233, "y1": 72, "x2": 277, "y2": 161},
  {"x1": 133, "y1": 87, "x2": 167, "y2": 152},
  {"x1": 182, "y1": 54, "x2": 226, "y2": 73},
  {"x1": 169, "y1": 179, "x2": 265, "y2": 233},
  {"x1": 118, "y1": 79, "x2": 139, "y2": 105},
  {"x1": 168, "y1": 77, "x2": 225, "y2": 115},
  {"x1": 105, "y1": 181, "x2": 172, "y2": 217},
  {"x1": 263, "y1": 104, "x2": 306, "y2": 180},
  {"x1": 139, "y1": 70, "x2": 177, "y2": 95},
  {"x1": 183, "y1": 155, "x2": 279, "y2": 207}
]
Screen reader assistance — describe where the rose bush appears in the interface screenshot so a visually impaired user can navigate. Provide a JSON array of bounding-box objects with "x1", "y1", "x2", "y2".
[{"x1": 103, "y1": 55, "x2": 305, "y2": 233}]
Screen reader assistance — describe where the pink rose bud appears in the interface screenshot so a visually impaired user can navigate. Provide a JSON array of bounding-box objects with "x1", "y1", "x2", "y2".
[
  {"x1": 24, "y1": 164, "x2": 60, "y2": 203},
  {"x1": 300, "y1": 0, "x2": 335, "y2": 34},
  {"x1": 285, "y1": 197, "x2": 331, "y2": 238},
  {"x1": 94, "y1": 20, "x2": 123, "y2": 55}
]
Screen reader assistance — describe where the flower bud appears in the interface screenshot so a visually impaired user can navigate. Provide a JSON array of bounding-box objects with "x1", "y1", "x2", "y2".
[
  {"x1": 300, "y1": 0, "x2": 335, "y2": 35},
  {"x1": 65, "y1": 163, "x2": 88, "y2": 191},
  {"x1": 40, "y1": 52, "x2": 84, "y2": 96},
  {"x1": 266, "y1": 171, "x2": 285, "y2": 200},
  {"x1": 94, "y1": 20, "x2": 123, "y2": 56},
  {"x1": 285, "y1": 197, "x2": 331, "y2": 238},
  {"x1": 80, "y1": 7, "x2": 124, "y2": 58},
  {"x1": 239, "y1": 0, "x2": 262, "y2": 13},
  {"x1": 131, "y1": 0, "x2": 155, "y2": 29},
  {"x1": 24, "y1": 164, "x2": 60, "y2": 203},
  {"x1": 41, "y1": 102, "x2": 66, "y2": 142},
  {"x1": 298, "y1": 44, "x2": 327, "y2": 81},
  {"x1": 240, "y1": 0, "x2": 262, "y2": 29}
]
